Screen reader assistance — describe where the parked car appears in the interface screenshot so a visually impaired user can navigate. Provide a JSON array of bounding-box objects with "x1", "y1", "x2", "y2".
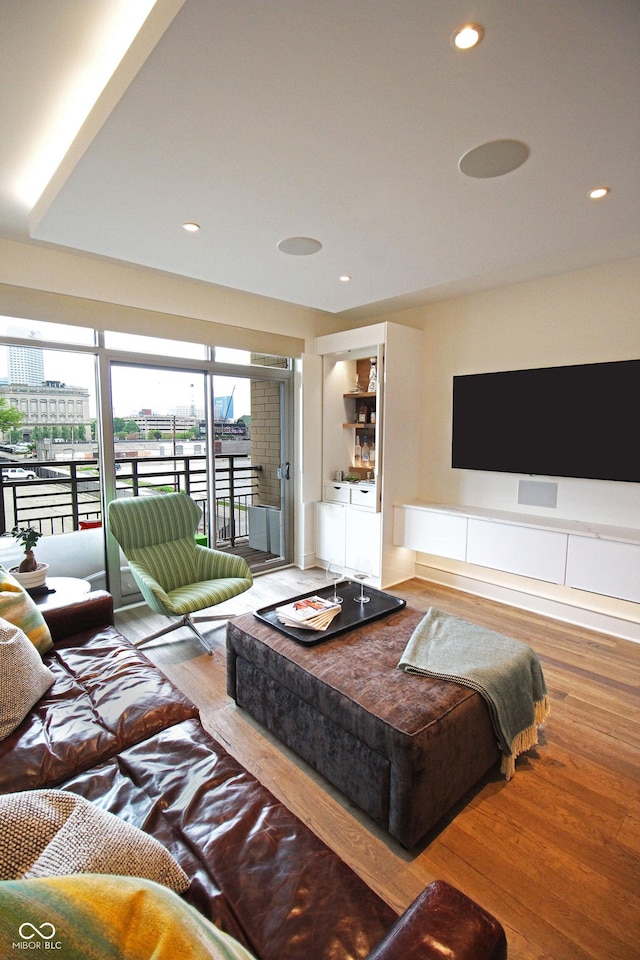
[{"x1": 2, "y1": 467, "x2": 37, "y2": 480}]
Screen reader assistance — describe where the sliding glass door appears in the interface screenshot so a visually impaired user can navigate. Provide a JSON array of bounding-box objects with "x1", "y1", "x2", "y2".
[
  {"x1": 108, "y1": 363, "x2": 209, "y2": 605},
  {"x1": 106, "y1": 353, "x2": 292, "y2": 606}
]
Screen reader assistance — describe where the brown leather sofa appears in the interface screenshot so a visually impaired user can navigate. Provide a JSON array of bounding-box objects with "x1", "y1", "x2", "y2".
[{"x1": 0, "y1": 591, "x2": 507, "y2": 960}]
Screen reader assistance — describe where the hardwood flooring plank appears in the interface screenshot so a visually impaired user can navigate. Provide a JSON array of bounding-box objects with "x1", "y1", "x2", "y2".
[
  {"x1": 423, "y1": 831, "x2": 598, "y2": 960},
  {"x1": 431, "y1": 818, "x2": 636, "y2": 960},
  {"x1": 618, "y1": 816, "x2": 640, "y2": 857}
]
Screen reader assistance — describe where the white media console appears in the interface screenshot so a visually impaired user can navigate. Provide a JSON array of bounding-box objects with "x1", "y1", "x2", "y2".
[{"x1": 393, "y1": 502, "x2": 640, "y2": 639}]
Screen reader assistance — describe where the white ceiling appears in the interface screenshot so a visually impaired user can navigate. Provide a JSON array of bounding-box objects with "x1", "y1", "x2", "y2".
[{"x1": 2, "y1": 0, "x2": 639, "y2": 319}]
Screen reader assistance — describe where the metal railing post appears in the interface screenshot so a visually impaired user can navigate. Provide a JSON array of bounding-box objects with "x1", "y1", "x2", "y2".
[
  {"x1": 70, "y1": 463, "x2": 80, "y2": 529},
  {"x1": 228, "y1": 454, "x2": 236, "y2": 545},
  {"x1": 0, "y1": 476, "x2": 6, "y2": 534}
]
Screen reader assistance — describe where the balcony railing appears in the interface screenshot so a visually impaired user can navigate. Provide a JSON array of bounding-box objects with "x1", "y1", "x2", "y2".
[{"x1": 0, "y1": 454, "x2": 262, "y2": 546}]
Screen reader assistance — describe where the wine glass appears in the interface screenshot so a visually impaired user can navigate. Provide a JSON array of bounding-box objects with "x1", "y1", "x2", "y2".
[
  {"x1": 352, "y1": 556, "x2": 371, "y2": 603},
  {"x1": 326, "y1": 559, "x2": 343, "y2": 604}
]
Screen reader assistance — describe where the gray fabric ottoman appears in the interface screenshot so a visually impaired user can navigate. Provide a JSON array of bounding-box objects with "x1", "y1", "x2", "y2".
[{"x1": 226, "y1": 605, "x2": 500, "y2": 848}]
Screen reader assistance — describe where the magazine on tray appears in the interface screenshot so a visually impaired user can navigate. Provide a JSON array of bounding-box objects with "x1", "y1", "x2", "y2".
[{"x1": 276, "y1": 595, "x2": 341, "y2": 631}]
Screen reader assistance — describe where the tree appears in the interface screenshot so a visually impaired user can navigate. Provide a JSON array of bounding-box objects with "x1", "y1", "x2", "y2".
[
  {"x1": 0, "y1": 398, "x2": 23, "y2": 438},
  {"x1": 76, "y1": 424, "x2": 86, "y2": 441}
]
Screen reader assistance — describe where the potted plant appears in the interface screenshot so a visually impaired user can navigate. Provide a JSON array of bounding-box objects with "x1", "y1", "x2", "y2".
[{"x1": 10, "y1": 526, "x2": 49, "y2": 589}]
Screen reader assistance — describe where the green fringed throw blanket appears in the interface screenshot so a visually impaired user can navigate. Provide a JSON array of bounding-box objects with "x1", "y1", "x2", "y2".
[{"x1": 398, "y1": 607, "x2": 549, "y2": 779}]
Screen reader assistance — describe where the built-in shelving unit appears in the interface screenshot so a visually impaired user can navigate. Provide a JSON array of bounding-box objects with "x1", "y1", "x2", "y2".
[
  {"x1": 342, "y1": 384, "x2": 377, "y2": 479},
  {"x1": 314, "y1": 322, "x2": 422, "y2": 587}
]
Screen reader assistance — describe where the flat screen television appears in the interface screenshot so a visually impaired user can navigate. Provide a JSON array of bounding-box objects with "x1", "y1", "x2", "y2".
[{"x1": 451, "y1": 359, "x2": 639, "y2": 483}]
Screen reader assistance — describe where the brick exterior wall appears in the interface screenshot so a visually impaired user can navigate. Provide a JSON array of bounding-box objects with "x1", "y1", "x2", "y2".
[{"x1": 249, "y1": 355, "x2": 285, "y2": 509}]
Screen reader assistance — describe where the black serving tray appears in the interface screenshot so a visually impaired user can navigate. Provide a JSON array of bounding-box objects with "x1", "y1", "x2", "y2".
[{"x1": 254, "y1": 581, "x2": 406, "y2": 645}]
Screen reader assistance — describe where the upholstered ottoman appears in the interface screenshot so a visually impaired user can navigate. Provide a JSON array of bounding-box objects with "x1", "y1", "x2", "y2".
[{"x1": 226, "y1": 605, "x2": 500, "y2": 848}]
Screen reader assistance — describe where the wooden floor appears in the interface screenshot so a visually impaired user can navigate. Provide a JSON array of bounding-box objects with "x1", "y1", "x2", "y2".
[{"x1": 114, "y1": 568, "x2": 640, "y2": 960}]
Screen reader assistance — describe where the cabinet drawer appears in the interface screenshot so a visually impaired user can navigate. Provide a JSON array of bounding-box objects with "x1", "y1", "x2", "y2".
[
  {"x1": 350, "y1": 485, "x2": 376, "y2": 508},
  {"x1": 467, "y1": 519, "x2": 567, "y2": 584},
  {"x1": 393, "y1": 506, "x2": 467, "y2": 560},
  {"x1": 323, "y1": 483, "x2": 350, "y2": 504},
  {"x1": 566, "y1": 536, "x2": 640, "y2": 603}
]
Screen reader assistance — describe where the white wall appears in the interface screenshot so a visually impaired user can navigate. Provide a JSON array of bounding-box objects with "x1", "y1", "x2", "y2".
[
  {"x1": 388, "y1": 256, "x2": 640, "y2": 529},
  {"x1": 376, "y1": 257, "x2": 640, "y2": 640}
]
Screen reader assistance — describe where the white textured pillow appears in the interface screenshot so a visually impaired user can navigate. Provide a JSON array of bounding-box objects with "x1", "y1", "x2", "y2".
[
  {"x1": 0, "y1": 616, "x2": 55, "y2": 740},
  {"x1": 0, "y1": 790, "x2": 190, "y2": 893}
]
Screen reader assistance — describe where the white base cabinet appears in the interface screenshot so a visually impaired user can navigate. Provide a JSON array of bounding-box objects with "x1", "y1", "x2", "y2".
[
  {"x1": 394, "y1": 503, "x2": 640, "y2": 605},
  {"x1": 315, "y1": 502, "x2": 347, "y2": 567},
  {"x1": 316, "y1": 502, "x2": 381, "y2": 579}
]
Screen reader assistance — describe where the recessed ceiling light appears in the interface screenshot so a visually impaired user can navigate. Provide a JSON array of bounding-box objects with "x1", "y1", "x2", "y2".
[
  {"x1": 182, "y1": 221, "x2": 200, "y2": 232},
  {"x1": 452, "y1": 23, "x2": 484, "y2": 50},
  {"x1": 277, "y1": 236, "x2": 322, "y2": 256},
  {"x1": 339, "y1": 275, "x2": 351, "y2": 282},
  {"x1": 589, "y1": 187, "x2": 610, "y2": 200}
]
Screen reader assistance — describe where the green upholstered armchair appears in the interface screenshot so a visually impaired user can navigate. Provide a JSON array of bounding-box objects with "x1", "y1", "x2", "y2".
[{"x1": 108, "y1": 492, "x2": 253, "y2": 654}]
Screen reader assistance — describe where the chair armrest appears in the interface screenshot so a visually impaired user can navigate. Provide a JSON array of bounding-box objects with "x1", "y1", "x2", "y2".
[
  {"x1": 42, "y1": 590, "x2": 114, "y2": 643},
  {"x1": 366, "y1": 882, "x2": 507, "y2": 960},
  {"x1": 127, "y1": 560, "x2": 173, "y2": 614},
  {"x1": 195, "y1": 545, "x2": 252, "y2": 583}
]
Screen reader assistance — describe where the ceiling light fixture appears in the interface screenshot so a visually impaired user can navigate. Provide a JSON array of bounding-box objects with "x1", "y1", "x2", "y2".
[
  {"x1": 182, "y1": 221, "x2": 200, "y2": 232},
  {"x1": 589, "y1": 187, "x2": 610, "y2": 200},
  {"x1": 452, "y1": 23, "x2": 484, "y2": 50},
  {"x1": 339, "y1": 275, "x2": 351, "y2": 282},
  {"x1": 277, "y1": 237, "x2": 322, "y2": 256}
]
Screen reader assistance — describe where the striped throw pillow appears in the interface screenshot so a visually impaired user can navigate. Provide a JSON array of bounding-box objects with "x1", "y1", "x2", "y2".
[{"x1": 0, "y1": 565, "x2": 52, "y2": 654}]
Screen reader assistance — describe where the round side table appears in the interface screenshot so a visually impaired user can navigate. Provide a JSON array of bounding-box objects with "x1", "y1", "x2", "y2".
[{"x1": 31, "y1": 576, "x2": 91, "y2": 611}]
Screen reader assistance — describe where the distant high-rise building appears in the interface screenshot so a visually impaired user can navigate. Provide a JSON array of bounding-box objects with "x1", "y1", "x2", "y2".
[{"x1": 8, "y1": 331, "x2": 44, "y2": 386}]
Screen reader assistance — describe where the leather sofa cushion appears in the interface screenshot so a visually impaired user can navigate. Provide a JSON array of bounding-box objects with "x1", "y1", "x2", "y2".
[
  {"x1": 61, "y1": 718, "x2": 398, "y2": 960},
  {"x1": 0, "y1": 625, "x2": 198, "y2": 793}
]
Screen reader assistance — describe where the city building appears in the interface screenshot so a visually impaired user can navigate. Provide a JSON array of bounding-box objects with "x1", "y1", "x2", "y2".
[
  {"x1": 8, "y1": 335, "x2": 45, "y2": 386},
  {"x1": 0, "y1": 380, "x2": 91, "y2": 442}
]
